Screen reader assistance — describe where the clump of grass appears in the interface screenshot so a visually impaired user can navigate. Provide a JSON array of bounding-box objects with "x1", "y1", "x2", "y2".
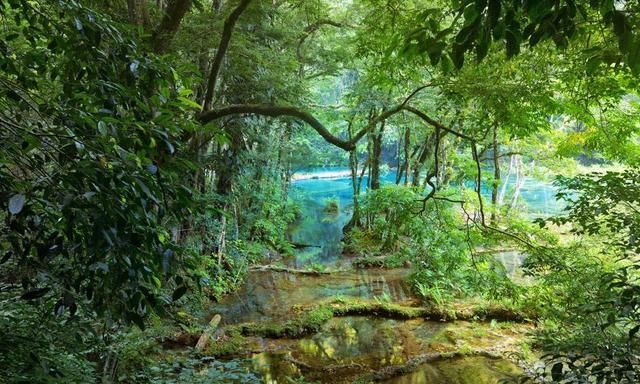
[{"x1": 323, "y1": 198, "x2": 339, "y2": 214}]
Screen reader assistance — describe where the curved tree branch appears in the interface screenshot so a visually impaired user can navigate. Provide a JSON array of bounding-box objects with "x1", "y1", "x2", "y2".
[
  {"x1": 198, "y1": 103, "x2": 408, "y2": 151},
  {"x1": 403, "y1": 106, "x2": 475, "y2": 142},
  {"x1": 196, "y1": 89, "x2": 467, "y2": 153},
  {"x1": 198, "y1": 104, "x2": 355, "y2": 150},
  {"x1": 202, "y1": 0, "x2": 253, "y2": 110}
]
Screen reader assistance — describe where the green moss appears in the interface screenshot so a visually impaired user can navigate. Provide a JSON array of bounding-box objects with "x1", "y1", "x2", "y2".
[
  {"x1": 352, "y1": 252, "x2": 409, "y2": 269},
  {"x1": 330, "y1": 299, "x2": 427, "y2": 319},
  {"x1": 223, "y1": 298, "x2": 531, "y2": 348},
  {"x1": 205, "y1": 328, "x2": 245, "y2": 356},
  {"x1": 352, "y1": 255, "x2": 386, "y2": 268},
  {"x1": 237, "y1": 305, "x2": 334, "y2": 338}
]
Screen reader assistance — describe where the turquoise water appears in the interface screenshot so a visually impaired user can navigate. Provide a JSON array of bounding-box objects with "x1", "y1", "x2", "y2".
[
  {"x1": 211, "y1": 169, "x2": 536, "y2": 382},
  {"x1": 287, "y1": 168, "x2": 563, "y2": 267},
  {"x1": 291, "y1": 168, "x2": 562, "y2": 216}
]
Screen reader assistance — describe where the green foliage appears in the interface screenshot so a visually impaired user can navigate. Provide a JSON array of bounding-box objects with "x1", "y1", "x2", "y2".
[
  {"x1": 0, "y1": 0, "x2": 198, "y2": 328},
  {"x1": 0, "y1": 2, "x2": 211, "y2": 382},
  {"x1": 125, "y1": 357, "x2": 261, "y2": 384},
  {"x1": 415, "y1": 281, "x2": 448, "y2": 307},
  {"x1": 2, "y1": 0, "x2": 640, "y2": 382},
  {"x1": 350, "y1": 185, "x2": 518, "y2": 303},
  {"x1": 232, "y1": 162, "x2": 299, "y2": 254},
  {"x1": 546, "y1": 170, "x2": 640, "y2": 254},
  {"x1": 112, "y1": 321, "x2": 176, "y2": 382},
  {"x1": 0, "y1": 291, "x2": 97, "y2": 383},
  {"x1": 305, "y1": 262, "x2": 326, "y2": 273},
  {"x1": 359, "y1": 185, "x2": 428, "y2": 251},
  {"x1": 205, "y1": 327, "x2": 245, "y2": 356},
  {"x1": 525, "y1": 170, "x2": 640, "y2": 382},
  {"x1": 322, "y1": 197, "x2": 339, "y2": 214},
  {"x1": 186, "y1": 200, "x2": 268, "y2": 300},
  {"x1": 426, "y1": 0, "x2": 640, "y2": 75}
]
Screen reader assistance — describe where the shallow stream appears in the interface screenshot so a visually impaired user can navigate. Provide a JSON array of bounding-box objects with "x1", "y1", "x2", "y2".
[{"x1": 209, "y1": 169, "x2": 556, "y2": 382}]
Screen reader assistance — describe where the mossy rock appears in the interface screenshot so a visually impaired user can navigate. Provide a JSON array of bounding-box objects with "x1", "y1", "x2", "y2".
[{"x1": 204, "y1": 328, "x2": 245, "y2": 356}]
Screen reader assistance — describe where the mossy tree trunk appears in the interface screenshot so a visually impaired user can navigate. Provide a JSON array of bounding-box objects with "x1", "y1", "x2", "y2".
[{"x1": 370, "y1": 120, "x2": 385, "y2": 190}]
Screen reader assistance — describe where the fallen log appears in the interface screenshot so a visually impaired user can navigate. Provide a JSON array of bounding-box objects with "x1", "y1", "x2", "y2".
[
  {"x1": 291, "y1": 242, "x2": 322, "y2": 249},
  {"x1": 365, "y1": 351, "x2": 503, "y2": 381},
  {"x1": 249, "y1": 265, "x2": 348, "y2": 275},
  {"x1": 195, "y1": 314, "x2": 222, "y2": 351},
  {"x1": 284, "y1": 354, "x2": 366, "y2": 373}
]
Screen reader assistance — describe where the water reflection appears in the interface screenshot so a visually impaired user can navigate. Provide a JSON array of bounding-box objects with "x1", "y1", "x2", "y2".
[
  {"x1": 383, "y1": 357, "x2": 521, "y2": 384},
  {"x1": 248, "y1": 317, "x2": 447, "y2": 383},
  {"x1": 297, "y1": 317, "x2": 419, "y2": 367},
  {"x1": 210, "y1": 269, "x2": 414, "y2": 324}
]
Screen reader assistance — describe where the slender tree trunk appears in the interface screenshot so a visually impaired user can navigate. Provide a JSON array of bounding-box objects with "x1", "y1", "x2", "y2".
[
  {"x1": 437, "y1": 137, "x2": 449, "y2": 188},
  {"x1": 491, "y1": 124, "x2": 500, "y2": 223},
  {"x1": 510, "y1": 155, "x2": 524, "y2": 210},
  {"x1": 356, "y1": 157, "x2": 369, "y2": 228},
  {"x1": 370, "y1": 120, "x2": 385, "y2": 190},
  {"x1": 217, "y1": 210, "x2": 227, "y2": 263},
  {"x1": 346, "y1": 149, "x2": 361, "y2": 230},
  {"x1": 411, "y1": 140, "x2": 429, "y2": 186},
  {"x1": 213, "y1": 0, "x2": 225, "y2": 11},
  {"x1": 404, "y1": 127, "x2": 410, "y2": 186},
  {"x1": 498, "y1": 154, "x2": 514, "y2": 205},
  {"x1": 411, "y1": 131, "x2": 439, "y2": 186},
  {"x1": 396, "y1": 144, "x2": 420, "y2": 186},
  {"x1": 395, "y1": 129, "x2": 401, "y2": 184},
  {"x1": 345, "y1": 120, "x2": 361, "y2": 231}
]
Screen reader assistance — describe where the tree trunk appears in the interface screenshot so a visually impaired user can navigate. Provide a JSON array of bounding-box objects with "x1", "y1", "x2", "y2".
[
  {"x1": 395, "y1": 128, "x2": 402, "y2": 184},
  {"x1": 396, "y1": 133, "x2": 419, "y2": 185},
  {"x1": 127, "y1": 0, "x2": 151, "y2": 29},
  {"x1": 370, "y1": 120, "x2": 385, "y2": 190},
  {"x1": 411, "y1": 141, "x2": 429, "y2": 186},
  {"x1": 510, "y1": 155, "x2": 524, "y2": 210},
  {"x1": 212, "y1": 0, "x2": 225, "y2": 12},
  {"x1": 404, "y1": 127, "x2": 410, "y2": 186},
  {"x1": 411, "y1": 131, "x2": 439, "y2": 186},
  {"x1": 498, "y1": 154, "x2": 514, "y2": 205},
  {"x1": 151, "y1": 0, "x2": 193, "y2": 54},
  {"x1": 195, "y1": 314, "x2": 222, "y2": 351},
  {"x1": 346, "y1": 149, "x2": 361, "y2": 231},
  {"x1": 490, "y1": 124, "x2": 500, "y2": 223}
]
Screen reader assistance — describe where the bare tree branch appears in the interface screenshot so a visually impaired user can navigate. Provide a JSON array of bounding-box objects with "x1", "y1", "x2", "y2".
[{"x1": 403, "y1": 106, "x2": 475, "y2": 141}]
